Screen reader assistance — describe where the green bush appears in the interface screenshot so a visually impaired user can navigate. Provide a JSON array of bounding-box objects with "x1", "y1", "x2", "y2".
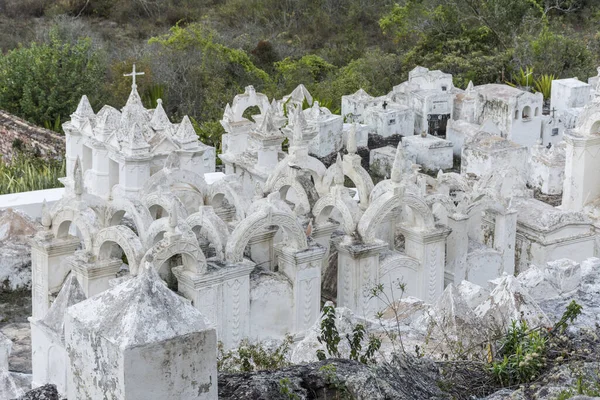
[
  {"x1": 0, "y1": 26, "x2": 105, "y2": 131},
  {"x1": 490, "y1": 300, "x2": 583, "y2": 387}
]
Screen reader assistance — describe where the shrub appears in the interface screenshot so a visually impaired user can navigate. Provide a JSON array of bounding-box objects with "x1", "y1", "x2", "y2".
[
  {"x1": 490, "y1": 300, "x2": 583, "y2": 387},
  {"x1": 217, "y1": 334, "x2": 294, "y2": 372},
  {"x1": 0, "y1": 26, "x2": 106, "y2": 131}
]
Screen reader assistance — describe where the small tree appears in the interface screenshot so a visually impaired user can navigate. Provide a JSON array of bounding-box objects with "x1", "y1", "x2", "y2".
[{"x1": 0, "y1": 26, "x2": 105, "y2": 131}]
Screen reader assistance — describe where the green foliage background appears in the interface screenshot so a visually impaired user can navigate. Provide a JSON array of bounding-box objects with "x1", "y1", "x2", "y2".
[{"x1": 0, "y1": 0, "x2": 598, "y2": 141}]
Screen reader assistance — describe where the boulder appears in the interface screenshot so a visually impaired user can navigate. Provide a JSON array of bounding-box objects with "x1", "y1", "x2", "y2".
[
  {"x1": 517, "y1": 265, "x2": 560, "y2": 301},
  {"x1": 475, "y1": 275, "x2": 551, "y2": 330},
  {"x1": 219, "y1": 356, "x2": 449, "y2": 400},
  {"x1": 13, "y1": 384, "x2": 58, "y2": 400},
  {"x1": 545, "y1": 259, "x2": 581, "y2": 293}
]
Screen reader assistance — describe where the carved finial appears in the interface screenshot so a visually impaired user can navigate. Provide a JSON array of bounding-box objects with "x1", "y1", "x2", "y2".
[
  {"x1": 41, "y1": 200, "x2": 51, "y2": 229},
  {"x1": 73, "y1": 156, "x2": 83, "y2": 198},
  {"x1": 466, "y1": 81, "x2": 474, "y2": 93},
  {"x1": 347, "y1": 123, "x2": 357, "y2": 155},
  {"x1": 123, "y1": 63, "x2": 145, "y2": 90},
  {"x1": 334, "y1": 153, "x2": 344, "y2": 186},
  {"x1": 391, "y1": 143, "x2": 405, "y2": 183}
]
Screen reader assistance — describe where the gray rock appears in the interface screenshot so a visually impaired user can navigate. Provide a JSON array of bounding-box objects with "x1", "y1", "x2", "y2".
[
  {"x1": 13, "y1": 384, "x2": 59, "y2": 400},
  {"x1": 219, "y1": 356, "x2": 449, "y2": 400}
]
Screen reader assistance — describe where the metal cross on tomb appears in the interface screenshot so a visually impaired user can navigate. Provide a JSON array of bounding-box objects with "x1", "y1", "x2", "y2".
[{"x1": 124, "y1": 64, "x2": 145, "y2": 88}]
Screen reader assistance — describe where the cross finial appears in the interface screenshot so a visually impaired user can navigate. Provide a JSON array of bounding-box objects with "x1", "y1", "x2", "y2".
[{"x1": 123, "y1": 64, "x2": 145, "y2": 89}]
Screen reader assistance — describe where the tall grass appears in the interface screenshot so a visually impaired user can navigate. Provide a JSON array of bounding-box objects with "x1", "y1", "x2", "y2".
[{"x1": 0, "y1": 155, "x2": 65, "y2": 195}]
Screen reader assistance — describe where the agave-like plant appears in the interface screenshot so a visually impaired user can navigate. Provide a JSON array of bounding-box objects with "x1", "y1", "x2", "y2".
[
  {"x1": 534, "y1": 74, "x2": 555, "y2": 100},
  {"x1": 506, "y1": 67, "x2": 535, "y2": 90}
]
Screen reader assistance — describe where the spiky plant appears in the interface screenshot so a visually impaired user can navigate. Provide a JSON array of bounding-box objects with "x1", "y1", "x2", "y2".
[
  {"x1": 507, "y1": 67, "x2": 535, "y2": 91},
  {"x1": 534, "y1": 74, "x2": 555, "y2": 100}
]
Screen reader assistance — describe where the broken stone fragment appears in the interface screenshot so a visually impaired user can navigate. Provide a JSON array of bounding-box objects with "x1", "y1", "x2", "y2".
[
  {"x1": 516, "y1": 264, "x2": 560, "y2": 301},
  {"x1": 475, "y1": 275, "x2": 551, "y2": 331},
  {"x1": 456, "y1": 280, "x2": 489, "y2": 310},
  {"x1": 545, "y1": 258, "x2": 581, "y2": 294}
]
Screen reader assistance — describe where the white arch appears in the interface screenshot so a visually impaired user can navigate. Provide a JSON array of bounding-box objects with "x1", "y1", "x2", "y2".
[
  {"x1": 358, "y1": 192, "x2": 435, "y2": 243},
  {"x1": 312, "y1": 192, "x2": 360, "y2": 235},
  {"x1": 51, "y1": 207, "x2": 99, "y2": 250},
  {"x1": 144, "y1": 191, "x2": 188, "y2": 220},
  {"x1": 226, "y1": 207, "x2": 308, "y2": 263},
  {"x1": 144, "y1": 234, "x2": 207, "y2": 275},
  {"x1": 207, "y1": 177, "x2": 249, "y2": 221},
  {"x1": 105, "y1": 197, "x2": 153, "y2": 235},
  {"x1": 142, "y1": 168, "x2": 207, "y2": 197},
  {"x1": 264, "y1": 154, "x2": 327, "y2": 196},
  {"x1": 93, "y1": 225, "x2": 145, "y2": 274},
  {"x1": 321, "y1": 157, "x2": 374, "y2": 209},
  {"x1": 186, "y1": 207, "x2": 230, "y2": 260}
]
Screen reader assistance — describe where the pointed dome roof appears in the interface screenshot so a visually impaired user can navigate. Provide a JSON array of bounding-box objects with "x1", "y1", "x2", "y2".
[
  {"x1": 40, "y1": 273, "x2": 86, "y2": 339},
  {"x1": 66, "y1": 262, "x2": 210, "y2": 349},
  {"x1": 150, "y1": 99, "x2": 171, "y2": 131},
  {"x1": 74, "y1": 95, "x2": 95, "y2": 119},
  {"x1": 174, "y1": 116, "x2": 198, "y2": 145}
]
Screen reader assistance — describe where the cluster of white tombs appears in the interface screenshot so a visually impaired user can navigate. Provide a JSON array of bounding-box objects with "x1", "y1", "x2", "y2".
[{"x1": 20, "y1": 65, "x2": 600, "y2": 399}]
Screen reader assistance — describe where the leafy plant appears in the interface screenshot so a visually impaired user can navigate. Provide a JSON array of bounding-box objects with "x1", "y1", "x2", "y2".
[
  {"x1": 507, "y1": 66, "x2": 535, "y2": 89},
  {"x1": 316, "y1": 304, "x2": 381, "y2": 364},
  {"x1": 490, "y1": 301, "x2": 583, "y2": 387},
  {"x1": 278, "y1": 378, "x2": 300, "y2": 400},
  {"x1": 319, "y1": 364, "x2": 351, "y2": 400},
  {"x1": 217, "y1": 334, "x2": 293, "y2": 372},
  {"x1": 371, "y1": 279, "x2": 407, "y2": 354},
  {"x1": 534, "y1": 74, "x2": 555, "y2": 100}
]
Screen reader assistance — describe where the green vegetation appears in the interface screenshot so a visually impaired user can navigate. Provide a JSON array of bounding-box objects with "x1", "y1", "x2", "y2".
[
  {"x1": 0, "y1": 0, "x2": 597, "y2": 152},
  {"x1": 0, "y1": 26, "x2": 105, "y2": 131},
  {"x1": 0, "y1": 154, "x2": 65, "y2": 195},
  {"x1": 217, "y1": 334, "x2": 294, "y2": 372},
  {"x1": 316, "y1": 304, "x2": 381, "y2": 364},
  {"x1": 489, "y1": 300, "x2": 583, "y2": 387}
]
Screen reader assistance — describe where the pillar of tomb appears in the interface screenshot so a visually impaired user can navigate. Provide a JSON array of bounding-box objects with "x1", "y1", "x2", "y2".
[
  {"x1": 246, "y1": 227, "x2": 279, "y2": 271},
  {"x1": 86, "y1": 140, "x2": 111, "y2": 198},
  {"x1": 173, "y1": 261, "x2": 254, "y2": 349},
  {"x1": 445, "y1": 213, "x2": 469, "y2": 285},
  {"x1": 276, "y1": 244, "x2": 326, "y2": 335},
  {"x1": 336, "y1": 238, "x2": 388, "y2": 317},
  {"x1": 69, "y1": 251, "x2": 122, "y2": 298},
  {"x1": 400, "y1": 227, "x2": 451, "y2": 303},
  {"x1": 311, "y1": 221, "x2": 339, "y2": 272},
  {"x1": 30, "y1": 233, "x2": 80, "y2": 319},
  {"x1": 562, "y1": 85, "x2": 600, "y2": 211},
  {"x1": 492, "y1": 208, "x2": 518, "y2": 276}
]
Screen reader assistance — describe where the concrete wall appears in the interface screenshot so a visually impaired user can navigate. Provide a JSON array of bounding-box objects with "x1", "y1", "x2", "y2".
[{"x1": 0, "y1": 110, "x2": 64, "y2": 161}]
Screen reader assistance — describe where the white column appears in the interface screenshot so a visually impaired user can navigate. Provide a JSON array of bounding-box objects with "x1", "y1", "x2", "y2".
[
  {"x1": 248, "y1": 227, "x2": 278, "y2": 271},
  {"x1": 445, "y1": 214, "x2": 469, "y2": 285},
  {"x1": 30, "y1": 235, "x2": 80, "y2": 318},
  {"x1": 401, "y1": 227, "x2": 451, "y2": 303},
  {"x1": 277, "y1": 244, "x2": 326, "y2": 335},
  {"x1": 336, "y1": 238, "x2": 387, "y2": 318},
  {"x1": 562, "y1": 133, "x2": 600, "y2": 211},
  {"x1": 69, "y1": 255, "x2": 121, "y2": 298},
  {"x1": 493, "y1": 209, "x2": 518, "y2": 277},
  {"x1": 173, "y1": 262, "x2": 254, "y2": 350}
]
